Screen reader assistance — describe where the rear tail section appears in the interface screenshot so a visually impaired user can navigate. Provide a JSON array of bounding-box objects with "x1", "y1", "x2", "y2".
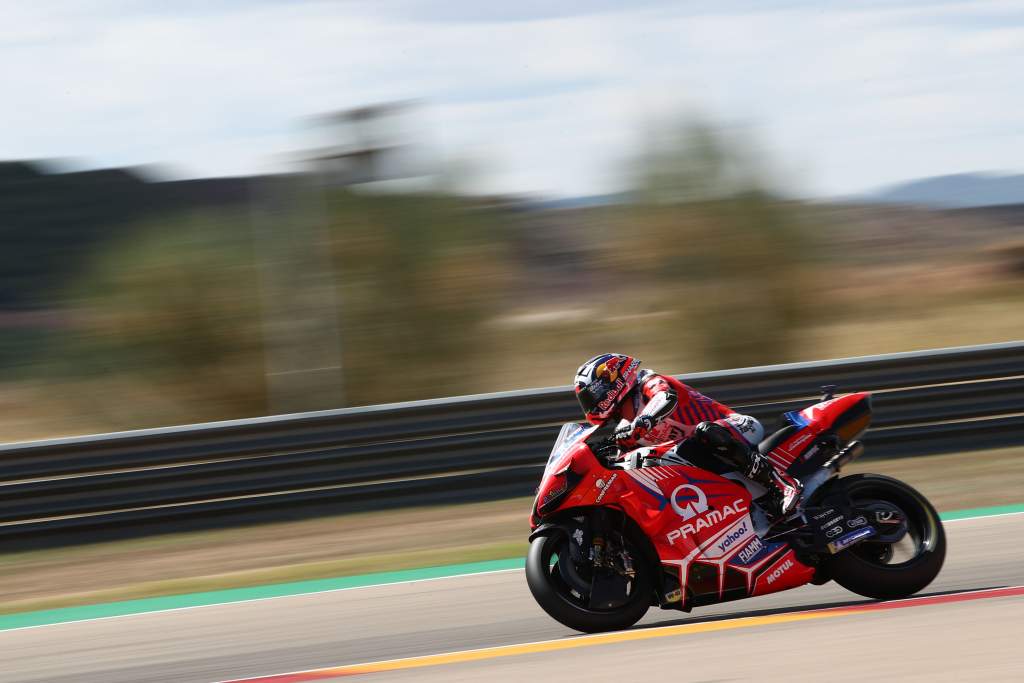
[{"x1": 761, "y1": 392, "x2": 873, "y2": 477}]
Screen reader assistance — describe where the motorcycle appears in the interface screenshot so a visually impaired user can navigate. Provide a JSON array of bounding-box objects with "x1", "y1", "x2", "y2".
[{"x1": 526, "y1": 388, "x2": 946, "y2": 633}]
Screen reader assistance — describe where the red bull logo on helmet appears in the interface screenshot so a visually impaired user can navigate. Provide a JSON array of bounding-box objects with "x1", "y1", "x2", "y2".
[
  {"x1": 595, "y1": 356, "x2": 624, "y2": 382},
  {"x1": 579, "y1": 356, "x2": 641, "y2": 417},
  {"x1": 598, "y1": 362, "x2": 639, "y2": 408},
  {"x1": 595, "y1": 383, "x2": 625, "y2": 413}
]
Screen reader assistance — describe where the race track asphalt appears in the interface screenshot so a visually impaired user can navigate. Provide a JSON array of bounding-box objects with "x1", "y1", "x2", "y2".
[{"x1": 3, "y1": 513, "x2": 1022, "y2": 683}]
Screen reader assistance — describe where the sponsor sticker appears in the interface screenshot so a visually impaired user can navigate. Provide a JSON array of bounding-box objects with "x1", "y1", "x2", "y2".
[
  {"x1": 541, "y1": 478, "x2": 567, "y2": 505},
  {"x1": 716, "y1": 521, "x2": 750, "y2": 554},
  {"x1": 789, "y1": 433, "x2": 813, "y2": 449},
  {"x1": 594, "y1": 473, "x2": 617, "y2": 504},
  {"x1": 666, "y1": 499, "x2": 748, "y2": 545},
  {"x1": 736, "y1": 536, "x2": 765, "y2": 564},
  {"x1": 725, "y1": 414, "x2": 757, "y2": 435},
  {"x1": 596, "y1": 356, "x2": 623, "y2": 380},
  {"x1": 800, "y1": 445, "x2": 820, "y2": 462},
  {"x1": 765, "y1": 559, "x2": 795, "y2": 585},
  {"x1": 812, "y1": 508, "x2": 837, "y2": 521},
  {"x1": 723, "y1": 414, "x2": 763, "y2": 444},
  {"x1": 669, "y1": 484, "x2": 710, "y2": 520},
  {"x1": 826, "y1": 525, "x2": 843, "y2": 538},
  {"x1": 847, "y1": 515, "x2": 867, "y2": 528},
  {"x1": 595, "y1": 378, "x2": 626, "y2": 412},
  {"x1": 828, "y1": 527, "x2": 876, "y2": 554}
]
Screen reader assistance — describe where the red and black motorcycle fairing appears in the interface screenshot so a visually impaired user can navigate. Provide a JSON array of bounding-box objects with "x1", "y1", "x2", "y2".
[
  {"x1": 530, "y1": 392, "x2": 876, "y2": 612},
  {"x1": 528, "y1": 389, "x2": 945, "y2": 632},
  {"x1": 531, "y1": 432, "x2": 812, "y2": 611},
  {"x1": 763, "y1": 391, "x2": 873, "y2": 479},
  {"x1": 765, "y1": 392, "x2": 882, "y2": 554}
]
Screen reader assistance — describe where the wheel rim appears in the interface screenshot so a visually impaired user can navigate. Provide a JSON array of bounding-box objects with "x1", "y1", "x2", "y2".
[{"x1": 848, "y1": 484, "x2": 939, "y2": 569}]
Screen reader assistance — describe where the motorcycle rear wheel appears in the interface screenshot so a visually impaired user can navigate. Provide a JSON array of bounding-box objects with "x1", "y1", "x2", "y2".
[
  {"x1": 526, "y1": 530, "x2": 652, "y2": 633},
  {"x1": 825, "y1": 473, "x2": 946, "y2": 600}
]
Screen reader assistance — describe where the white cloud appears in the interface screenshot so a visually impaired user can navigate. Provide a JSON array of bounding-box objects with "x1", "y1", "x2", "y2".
[{"x1": 1, "y1": 0, "x2": 1023, "y2": 197}]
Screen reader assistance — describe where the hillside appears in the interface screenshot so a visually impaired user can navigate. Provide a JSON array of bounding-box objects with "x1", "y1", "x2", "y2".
[{"x1": 869, "y1": 173, "x2": 1024, "y2": 209}]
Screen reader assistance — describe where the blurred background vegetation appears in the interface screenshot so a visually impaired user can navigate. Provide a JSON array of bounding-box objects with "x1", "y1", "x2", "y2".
[{"x1": 1, "y1": 108, "x2": 1022, "y2": 441}]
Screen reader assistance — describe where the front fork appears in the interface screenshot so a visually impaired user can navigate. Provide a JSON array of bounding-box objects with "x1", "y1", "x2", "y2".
[
  {"x1": 589, "y1": 507, "x2": 636, "y2": 579},
  {"x1": 531, "y1": 508, "x2": 656, "y2": 608}
]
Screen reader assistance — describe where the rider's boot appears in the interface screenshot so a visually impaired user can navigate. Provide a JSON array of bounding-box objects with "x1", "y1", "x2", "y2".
[
  {"x1": 746, "y1": 453, "x2": 802, "y2": 519},
  {"x1": 693, "y1": 421, "x2": 803, "y2": 519}
]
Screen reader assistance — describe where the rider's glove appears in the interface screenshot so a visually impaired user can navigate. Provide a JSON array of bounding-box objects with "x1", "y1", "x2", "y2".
[
  {"x1": 616, "y1": 415, "x2": 655, "y2": 442},
  {"x1": 634, "y1": 414, "x2": 655, "y2": 435}
]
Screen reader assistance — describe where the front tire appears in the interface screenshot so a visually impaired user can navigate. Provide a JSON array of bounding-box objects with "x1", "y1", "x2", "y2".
[
  {"x1": 825, "y1": 474, "x2": 946, "y2": 600},
  {"x1": 526, "y1": 530, "x2": 652, "y2": 633}
]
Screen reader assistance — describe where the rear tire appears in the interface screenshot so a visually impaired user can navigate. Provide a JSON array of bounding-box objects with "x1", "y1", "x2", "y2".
[
  {"x1": 526, "y1": 530, "x2": 652, "y2": 633},
  {"x1": 825, "y1": 474, "x2": 945, "y2": 600}
]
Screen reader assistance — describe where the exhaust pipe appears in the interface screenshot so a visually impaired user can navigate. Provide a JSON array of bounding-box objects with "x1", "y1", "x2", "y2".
[{"x1": 830, "y1": 440, "x2": 864, "y2": 470}]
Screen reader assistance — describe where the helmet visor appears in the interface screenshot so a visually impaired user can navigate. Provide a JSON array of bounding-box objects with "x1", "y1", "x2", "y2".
[{"x1": 577, "y1": 378, "x2": 613, "y2": 417}]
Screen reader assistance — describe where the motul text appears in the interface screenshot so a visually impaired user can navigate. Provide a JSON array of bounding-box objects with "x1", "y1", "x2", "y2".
[{"x1": 766, "y1": 559, "x2": 794, "y2": 585}]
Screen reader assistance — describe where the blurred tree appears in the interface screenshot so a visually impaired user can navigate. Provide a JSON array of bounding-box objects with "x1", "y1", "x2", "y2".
[
  {"x1": 621, "y1": 119, "x2": 812, "y2": 369},
  {"x1": 48, "y1": 188, "x2": 513, "y2": 429},
  {"x1": 327, "y1": 191, "x2": 511, "y2": 405},
  {"x1": 0, "y1": 163, "x2": 150, "y2": 311},
  {"x1": 52, "y1": 210, "x2": 268, "y2": 424}
]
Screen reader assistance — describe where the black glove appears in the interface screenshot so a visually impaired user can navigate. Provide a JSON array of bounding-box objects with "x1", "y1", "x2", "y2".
[{"x1": 615, "y1": 415, "x2": 655, "y2": 442}]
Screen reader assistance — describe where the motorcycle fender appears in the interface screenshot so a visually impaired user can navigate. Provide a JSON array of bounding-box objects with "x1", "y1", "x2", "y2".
[
  {"x1": 528, "y1": 517, "x2": 585, "y2": 543},
  {"x1": 528, "y1": 522, "x2": 565, "y2": 542},
  {"x1": 529, "y1": 514, "x2": 595, "y2": 568}
]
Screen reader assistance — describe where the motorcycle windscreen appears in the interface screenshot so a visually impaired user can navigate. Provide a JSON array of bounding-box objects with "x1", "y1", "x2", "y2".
[{"x1": 544, "y1": 422, "x2": 592, "y2": 475}]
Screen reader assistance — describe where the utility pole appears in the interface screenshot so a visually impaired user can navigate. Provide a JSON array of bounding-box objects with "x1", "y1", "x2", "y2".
[{"x1": 249, "y1": 102, "x2": 417, "y2": 414}]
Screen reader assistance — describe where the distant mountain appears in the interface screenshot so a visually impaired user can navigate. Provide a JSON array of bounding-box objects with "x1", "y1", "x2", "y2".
[
  {"x1": 868, "y1": 173, "x2": 1024, "y2": 209},
  {"x1": 520, "y1": 193, "x2": 628, "y2": 212}
]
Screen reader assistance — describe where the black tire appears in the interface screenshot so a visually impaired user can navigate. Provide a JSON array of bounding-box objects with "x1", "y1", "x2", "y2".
[
  {"x1": 525, "y1": 530, "x2": 652, "y2": 633},
  {"x1": 825, "y1": 473, "x2": 946, "y2": 600}
]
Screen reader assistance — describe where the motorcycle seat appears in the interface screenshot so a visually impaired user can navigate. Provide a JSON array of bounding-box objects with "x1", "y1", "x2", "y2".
[{"x1": 758, "y1": 424, "x2": 798, "y2": 456}]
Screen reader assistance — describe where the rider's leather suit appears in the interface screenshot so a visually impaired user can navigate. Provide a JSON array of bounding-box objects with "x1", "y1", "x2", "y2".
[{"x1": 612, "y1": 370, "x2": 800, "y2": 516}]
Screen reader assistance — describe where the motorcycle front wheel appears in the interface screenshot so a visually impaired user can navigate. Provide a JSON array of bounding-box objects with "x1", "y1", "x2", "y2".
[
  {"x1": 826, "y1": 473, "x2": 946, "y2": 600},
  {"x1": 525, "y1": 529, "x2": 652, "y2": 633}
]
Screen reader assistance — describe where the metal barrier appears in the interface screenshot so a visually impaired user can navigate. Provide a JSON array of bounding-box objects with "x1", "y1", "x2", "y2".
[{"x1": 1, "y1": 341, "x2": 1022, "y2": 545}]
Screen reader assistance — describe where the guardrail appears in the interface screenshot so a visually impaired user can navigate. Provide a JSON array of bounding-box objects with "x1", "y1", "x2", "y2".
[{"x1": 1, "y1": 341, "x2": 1022, "y2": 546}]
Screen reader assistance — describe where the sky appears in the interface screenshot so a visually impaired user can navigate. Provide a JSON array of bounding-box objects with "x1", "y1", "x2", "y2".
[{"x1": 2, "y1": 0, "x2": 1023, "y2": 198}]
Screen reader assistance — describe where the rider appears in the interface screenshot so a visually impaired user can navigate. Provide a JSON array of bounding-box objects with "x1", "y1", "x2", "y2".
[{"x1": 573, "y1": 353, "x2": 801, "y2": 518}]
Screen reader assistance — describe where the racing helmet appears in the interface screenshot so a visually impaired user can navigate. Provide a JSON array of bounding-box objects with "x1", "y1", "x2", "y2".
[{"x1": 573, "y1": 353, "x2": 641, "y2": 424}]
